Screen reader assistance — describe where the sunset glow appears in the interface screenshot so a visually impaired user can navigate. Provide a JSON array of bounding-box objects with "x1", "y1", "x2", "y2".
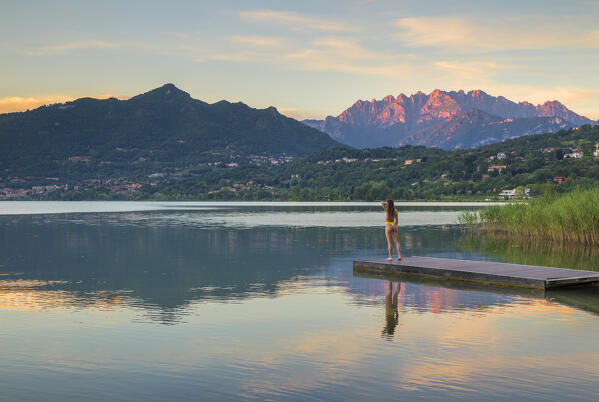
[{"x1": 2, "y1": 0, "x2": 599, "y2": 119}]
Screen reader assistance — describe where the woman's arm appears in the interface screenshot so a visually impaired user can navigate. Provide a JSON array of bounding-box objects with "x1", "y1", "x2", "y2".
[
  {"x1": 380, "y1": 201, "x2": 387, "y2": 210},
  {"x1": 394, "y1": 209, "x2": 398, "y2": 225}
]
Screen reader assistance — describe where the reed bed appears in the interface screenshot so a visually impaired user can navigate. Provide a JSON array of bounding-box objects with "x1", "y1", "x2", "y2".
[
  {"x1": 458, "y1": 188, "x2": 599, "y2": 245},
  {"x1": 458, "y1": 232, "x2": 599, "y2": 271}
]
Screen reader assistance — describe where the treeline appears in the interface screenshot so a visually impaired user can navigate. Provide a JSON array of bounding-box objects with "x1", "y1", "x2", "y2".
[{"x1": 30, "y1": 124, "x2": 599, "y2": 201}]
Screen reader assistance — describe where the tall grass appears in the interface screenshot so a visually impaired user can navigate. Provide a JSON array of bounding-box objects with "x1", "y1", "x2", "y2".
[{"x1": 458, "y1": 188, "x2": 599, "y2": 245}]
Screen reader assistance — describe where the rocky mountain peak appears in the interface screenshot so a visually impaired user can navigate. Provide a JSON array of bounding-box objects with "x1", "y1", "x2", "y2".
[
  {"x1": 468, "y1": 89, "x2": 489, "y2": 98},
  {"x1": 306, "y1": 88, "x2": 596, "y2": 149}
]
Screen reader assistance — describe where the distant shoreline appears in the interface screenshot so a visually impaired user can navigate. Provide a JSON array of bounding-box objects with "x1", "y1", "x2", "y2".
[{"x1": 0, "y1": 200, "x2": 502, "y2": 216}]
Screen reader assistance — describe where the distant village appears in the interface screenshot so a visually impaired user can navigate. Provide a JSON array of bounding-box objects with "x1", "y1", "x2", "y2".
[
  {"x1": 2, "y1": 143, "x2": 599, "y2": 200},
  {"x1": 495, "y1": 142, "x2": 599, "y2": 199},
  {"x1": 0, "y1": 153, "x2": 297, "y2": 199}
]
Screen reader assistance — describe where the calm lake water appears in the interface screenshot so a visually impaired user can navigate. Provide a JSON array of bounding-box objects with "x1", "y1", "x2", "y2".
[{"x1": 1, "y1": 202, "x2": 599, "y2": 401}]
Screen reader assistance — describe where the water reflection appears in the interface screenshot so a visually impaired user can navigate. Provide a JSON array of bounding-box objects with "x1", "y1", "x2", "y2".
[
  {"x1": 2, "y1": 211, "x2": 599, "y2": 323},
  {"x1": 3, "y1": 206, "x2": 599, "y2": 400},
  {"x1": 0, "y1": 212, "x2": 469, "y2": 322},
  {"x1": 458, "y1": 233, "x2": 599, "y2": 271},
  {"x1": 382, "y1": 281, "x2": 402, "y2": 339},
  {"x1": 0, "y1": 200, "x2": 500, "y2": 215}
]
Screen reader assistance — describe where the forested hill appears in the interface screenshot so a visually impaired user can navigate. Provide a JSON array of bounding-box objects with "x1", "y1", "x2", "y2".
[
  {"x1": 13, "y1": 124, "x2": 593, "y2": 201},
  {"x1": 0, "y1": 84, "x2": 342, "y2": 179},
  {"x1": 143, "y1": 124, "x2": 599, "y2": 201}
]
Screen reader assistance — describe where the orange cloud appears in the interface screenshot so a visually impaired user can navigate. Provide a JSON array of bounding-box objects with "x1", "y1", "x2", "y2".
[
  {"x1": 22, "y1": 40, "x2": 120, "y2": 55},
  {"x1": 395, "y1": 16, "x2": 599, "y2": 52},
  {"x1": 485, "y1": 85, "x2": 599, "y2": 120},
  {"x1": 239, "y1": 9, "x2": 357, "y2": 32},
  {"x1": 277, "y1": 108, "x2": 323, "y2": 120},
  {"x1": 228, "y1": 35, "x2": 284, "y2": 48},
  {"x1": 0, "y1": 93, "x2": 128, "y2": 114}
]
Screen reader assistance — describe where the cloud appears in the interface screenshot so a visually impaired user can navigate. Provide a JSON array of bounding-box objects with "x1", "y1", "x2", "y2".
[
  {"x1": 196, "y1": 50, "x2": 276, "y2": 63},
  {"x1": 434, "y1": 60, "x2": 519, "y2": 82},
  {"x1": 432, "y1": 61, "x2": 599, "y2": 118},
  {"x1": 286, "y1": 49, "x2": 408, "y2": 76},
  {"x1": 285, "y1": 38, "x2": 419, "y2": 77},
  {"x1": 277, "y1": 108, "x2": 323, "y2": 121},
  {"x1": 486, "y1": 85, "x2": 599, "y2": 119},
  {"x1": 395, "y1": 16, "x2": 599, "y2": 52},
  {"x1": 228, "y1": 35, "x2": 284, "y2": 48},
  {"x1": 197, "y1": 35, "x2": 421, "y2": 78},
  {"x1": 436, "y1": 61, "x2": 517, "y2": 72},
  {"x1": 310, "y1": 37, "x2": 378, "y2": 59},
  {"x1": 0, "y1": 93, "x2": 128, "y2": 114},
  {"x1": 239, "y1": 9, "x2": 357, "y2": 32},
  {"x1": 22, "y1": 40, "x2": 120, "y2": 55},
  {"x1": 171, "y1": 32, "x2": 189, "y2": 39}
]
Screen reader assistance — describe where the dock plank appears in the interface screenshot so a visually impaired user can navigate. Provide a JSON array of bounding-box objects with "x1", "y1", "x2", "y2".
[{"x1": 353, "y1": 256, "x2": 599, "y2": 289}]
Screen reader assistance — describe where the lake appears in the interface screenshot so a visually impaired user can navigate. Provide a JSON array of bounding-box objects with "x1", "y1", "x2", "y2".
[{"x1": 1, "y1": 202, "x2": 599, "y2": 401}]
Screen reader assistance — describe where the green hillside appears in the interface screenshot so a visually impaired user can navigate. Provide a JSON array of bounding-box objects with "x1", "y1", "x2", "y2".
[
  {"x1": 2, "y1": 101, "x2": 598, "y2": 201},
  {"x1": 0, "y1": 84, "x2": 342, "y2": 181},
  {"x1": 140, "y1": 124, "x2": 599, "y2": 201}
]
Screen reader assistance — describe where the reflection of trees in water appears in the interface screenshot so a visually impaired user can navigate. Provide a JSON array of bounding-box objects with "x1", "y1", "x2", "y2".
[
  {"x1": 0, "y1": 213, "x2": 467, "y2": 323},
  {"x1": 4, "y1": 213, "x2": 598, "y2": 323},
  {"x1": 3, "y1": 214, "x2": 448, "y2": 319},
  {"x1": 458, "y1": 233, "x2": 599, "y2": 271}
]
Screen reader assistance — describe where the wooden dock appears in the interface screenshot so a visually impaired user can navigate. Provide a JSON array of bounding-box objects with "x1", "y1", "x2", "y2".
[{"x1": 353, "y1": 256, "x2": 599, "y2": 289}]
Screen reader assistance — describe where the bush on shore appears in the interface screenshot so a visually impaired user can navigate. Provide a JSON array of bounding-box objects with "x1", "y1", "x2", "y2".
[{"x1": 458, "y1": 187, "x2": 599, "y2": 245}]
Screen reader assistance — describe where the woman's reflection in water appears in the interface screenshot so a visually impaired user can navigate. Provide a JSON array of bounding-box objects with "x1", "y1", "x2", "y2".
[{"x1": 382, "y1": 281, "x2": 402, "y2": 339}]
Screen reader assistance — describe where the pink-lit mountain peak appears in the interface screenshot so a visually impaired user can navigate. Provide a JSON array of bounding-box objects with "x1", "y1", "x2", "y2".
[{"x1": 336, "y1": 89, "x2": 592, "y2": 127}]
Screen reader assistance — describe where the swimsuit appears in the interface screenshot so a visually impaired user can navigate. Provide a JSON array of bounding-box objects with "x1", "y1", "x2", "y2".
[{"x1": 385, "y1": 206, "x2": 397, "y2": 227}]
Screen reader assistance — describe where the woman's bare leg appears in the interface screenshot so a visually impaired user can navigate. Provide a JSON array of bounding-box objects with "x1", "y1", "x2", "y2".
[
  {"x1": 393, "y1": 229, "x2": 402, "y2": 260},
  {"x1": 385, "y1": 225, "x2": 393, "y2": 260}
]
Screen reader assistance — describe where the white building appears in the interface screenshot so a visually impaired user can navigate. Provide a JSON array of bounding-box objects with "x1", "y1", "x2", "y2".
[
  {"x1": 564, "y1": 151, "x2": 583, "y2": 159},
  {"x1": 499, "y1": 189, "x2": 516, "y2": 199}
]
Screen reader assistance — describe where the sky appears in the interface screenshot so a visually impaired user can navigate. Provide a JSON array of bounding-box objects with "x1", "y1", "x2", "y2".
[{"x1": 1, "y1": 0, "x2": 599, "y2": 119}]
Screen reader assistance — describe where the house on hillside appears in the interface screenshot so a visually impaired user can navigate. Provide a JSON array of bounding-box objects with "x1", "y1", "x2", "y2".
[
  {"x1": 564, "y1": 150, "x2": 583, "y2": 159},
  {"x1": 499, "y1": 189, "x2": 516, "y2": 199},
  {"x1": 488, "y1": 165, "x2": 507, "y2": 172},
  {"x1": 594, "y1": 143, "x2": 599, "y2": 157},
  {"x1": 499, "y1": 188, "x2": 530, "y2": 199},
  {"x1": 497, "y1": 152, "x2": 506, "y2": 160},
  {"x1": 554, "y1": 176, "x2": 565, "y2": 184},
  {"x1": 404, "y1": 158, "x2": 422, "y2": 166}
]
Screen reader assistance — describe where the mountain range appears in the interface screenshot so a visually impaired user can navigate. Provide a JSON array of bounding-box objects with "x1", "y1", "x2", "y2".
[
  {"x1": 0, "y1": 84, "x2": 340, "y2": 179},
  {"x1": 303, "y1": 89, "x2": 597, "y2": 149}
]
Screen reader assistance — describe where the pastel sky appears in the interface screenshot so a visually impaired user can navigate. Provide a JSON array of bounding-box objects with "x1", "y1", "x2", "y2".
[{"x1": 1, "y1": 0, "x2": 599, "y2": 119}]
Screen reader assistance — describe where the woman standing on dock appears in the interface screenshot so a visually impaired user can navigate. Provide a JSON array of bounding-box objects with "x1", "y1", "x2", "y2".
[{"x1": 381, "y1": 199, "x2": 402, "y2": 261}]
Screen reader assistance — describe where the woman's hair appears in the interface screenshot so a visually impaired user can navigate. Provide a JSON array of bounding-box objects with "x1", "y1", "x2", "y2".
[{"x1": 386, "y1": 199, "x2": 395, "y2": 216}]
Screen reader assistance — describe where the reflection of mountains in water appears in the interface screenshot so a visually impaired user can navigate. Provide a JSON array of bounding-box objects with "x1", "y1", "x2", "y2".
[{"x1": 336, "y1": 265, "x2": 527, "y2": 315}]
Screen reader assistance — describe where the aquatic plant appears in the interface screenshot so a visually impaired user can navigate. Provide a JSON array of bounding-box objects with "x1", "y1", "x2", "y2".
[
  {"x1": 459, "y1": 187, "x2": 599, "y2": 245},
  {"x1": 458, "y1": 232, "x2": 599, "y2": 271}
]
